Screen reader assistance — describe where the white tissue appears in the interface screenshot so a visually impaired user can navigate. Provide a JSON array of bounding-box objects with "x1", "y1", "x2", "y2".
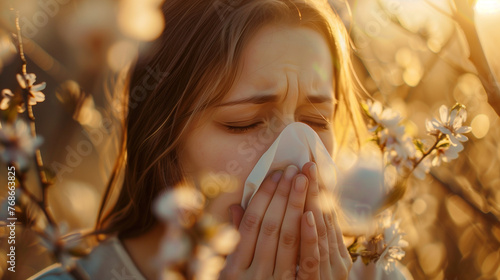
[{"x1": 241, "y1": 122, "x2": 338, "y2": 208}]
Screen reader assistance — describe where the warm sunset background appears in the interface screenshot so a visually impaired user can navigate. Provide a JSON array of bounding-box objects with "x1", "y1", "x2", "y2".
[{"x1": 0, "y1": 0, "x2": 499, "y2": 279}]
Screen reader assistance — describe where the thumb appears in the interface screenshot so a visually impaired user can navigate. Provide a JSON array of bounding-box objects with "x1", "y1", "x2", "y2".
[{"x1": 228, "y1": 204, "x2": 244, "y2": 229}]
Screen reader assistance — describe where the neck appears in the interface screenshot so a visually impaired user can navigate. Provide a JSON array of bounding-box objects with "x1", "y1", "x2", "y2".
[{"x1": 121, "y1": 223, "x2": 166, "y2": 280}]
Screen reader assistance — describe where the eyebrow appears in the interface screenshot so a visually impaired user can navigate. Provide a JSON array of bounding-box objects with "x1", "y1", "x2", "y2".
[{"x1": 217, "y1": 94, "x2": 333, "y2": 106}]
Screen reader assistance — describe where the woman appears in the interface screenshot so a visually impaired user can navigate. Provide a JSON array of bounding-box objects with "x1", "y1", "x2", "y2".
[{"x1": 32, "y1": 0, "x2": 367, "y2": 279}]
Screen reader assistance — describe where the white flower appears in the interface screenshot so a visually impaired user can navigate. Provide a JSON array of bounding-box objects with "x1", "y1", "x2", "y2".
[
  {"x1": 0, "y1": 89, "x2": 20, "y2": 112},
  {"x1": 0, "y1": 73, "x2": 46, "y2": 112},
  {"x1": 191, "y1": 245, "x2": 226, "y2": 280},
  {"x1": 0, "y1": 119, "x2": 43, "y2": 169},
  {"x1": 154, "y1": 187, "x2": 206, "y2": 227},
  {"x1": 158, "y1": 226, "x2": 192, "y2": 266},
  {"x1": 208, "y1": 223, "x2": 240, "y2": 255},
  {"x1": 427, "y1": 105, "x2": 471, "y2": 146},
  {"x1": 17, "y1": 73, "x2": 46, "y2": 106},
  {"x1": 40, "y1": 222, "x2": 76, "y2": 269},
  {"x1": 366, "y1": 100, "x2": 403, "y2": 130},
  {"x1": 431, "y1": 143, "x2": 463, "y2": 166},
  {"x1": 412, "y1": 155, "x2": 431, "y2": 180},
  {"x1": 381, "y1": 129, "x2": 416, "y2": 175},
  {"x1": 377, "y1": 219, "x2": 408, "y2": 273}
]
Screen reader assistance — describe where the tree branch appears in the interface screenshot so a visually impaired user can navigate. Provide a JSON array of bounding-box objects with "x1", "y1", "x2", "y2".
[{"x1": 452, "y1": 0, "x2": 500, "y2": 116}]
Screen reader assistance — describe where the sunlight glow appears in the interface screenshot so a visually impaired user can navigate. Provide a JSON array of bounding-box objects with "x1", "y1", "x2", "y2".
[{"x1": 475, "y1": 0, "x2": 500, "y2": 14}]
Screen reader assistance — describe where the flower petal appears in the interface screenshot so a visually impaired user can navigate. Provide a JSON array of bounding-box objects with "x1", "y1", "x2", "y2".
[
  {"x1": 24, "y1": 73, "x2": 37, "y2": 86},
  {"x1": 0, "y1": 97, "x2": 11, "y2": 110},
  {"x1": 16, "y1": 74, "x2": 27, "y2": 89},
  {"x1": 31, "y1": 82, "x2": 46, "y2": 92},
  {"x1": 456, "y1": 126, "x2": 472, "y2": 134},
  {"x1": 33, "y1": 91, "x2": 46, "y2": 102},
  {"x1": 439, "y1": 105, "x2": 448, "y2": 123},
  {"x1": 455, "y1": 133, "x2": 468, "y2": 142},
  {"x1": 458, "y1": 109, "x2": 467, "y2": 122},
  {"x1": 449, "y1": 109, "x2": 457, "y2": 125},
  {"x1": 448, "y1": 135, "x2": 460, "y2": 146},
  {"x1": 2, "y1": 89, "x2": 14, "y2": 98},
  {"x1": 438, "y1": 126, "x2": 452, "y2": 135}
]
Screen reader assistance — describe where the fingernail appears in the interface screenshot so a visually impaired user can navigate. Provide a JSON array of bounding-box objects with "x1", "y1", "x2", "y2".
[
  {"x1": 271, "y1": 170, "x2": 283, "y2": 182},
  {"x1": 306, "y1": 211, "x2": 315, "y2": 227},
  {"x1": 284, "y1": 165, "x2": 298, "y2": 180},
  {"x1": 309, "y1": 163, "x2": 317, "y2": 181},
  {"x1": 295, "y1": 176, "x2": 306, "y2": 192}
]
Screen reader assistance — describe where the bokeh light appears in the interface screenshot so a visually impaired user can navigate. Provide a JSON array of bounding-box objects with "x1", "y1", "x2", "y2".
[
  {"x1": 107, "y1": 40, "x2": 138, "y2": 72},
  {"x1": 118, "y1": 0, "x2": 165, "y2": 41},
  {"x1": 471, "y1": 114, "x2": 490, "y2": 139},
  {"x1": 475, "y1": 0, "x2": 500, "y2": 14}
]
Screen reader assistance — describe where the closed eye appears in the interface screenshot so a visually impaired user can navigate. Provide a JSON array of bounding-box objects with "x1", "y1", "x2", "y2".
[
  {"x1": 300, "y1": 119, "x2": 330, "y2": 130},
  {"x1": 225, "y1": 122, "x2": 263, "y2": 133}
]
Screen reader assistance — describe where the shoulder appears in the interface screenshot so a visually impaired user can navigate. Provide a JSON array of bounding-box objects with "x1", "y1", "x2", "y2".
[{"x1": 29, "y1": 237, "x2": 146, "y2": 280}]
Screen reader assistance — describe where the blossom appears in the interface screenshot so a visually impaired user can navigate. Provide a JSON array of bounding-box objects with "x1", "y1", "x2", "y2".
[
  {"x1": 1, "y1": 73, "x2": 46, "y2": 112},
  {"x1": 377, "y1": 219, "x2": 408, "y2": 273},
  {"x1": 431, "y1": 143, "x2": 463, "y2": 166},
  {"x1": 381, "y1": 128, "x2": 416, "y2": 175},
  {"x1": 427, "y1": 105, "x2": 472, "y2": 146},
  {"x1": 191, "y1": 245, "x2": 227, "y2": 280},
  {"x1": 366, "y1": 100, "x2": 403, "y2": 130},
  {"x1": 0, "y1": 119, "x2": 43, "y2": 169},
  {"x1": 158, "y1": 226, "x2": 192, "y2": 266},
  {"x1": 0, "y1": 89, "x2": 19, "y2": 111},
  {"x1": 154, "y1": 187, "x2": 206, "y2": 227},
  {"x1": 40, "y1": 222, "x2": 78, "y2": 269},
  {"x1": 208, "y1": 223, "x2": 240, "y2": 255},
  {"x1": 412, "y1": 155, "x2": 431, "y2": 180},
  {"x1": 18, "y1": 73, "x2": 46, "y2": 105},
  {"x1": 365, "y1": 100, "x2": 417, "y2": 174},
  {"x1": 154, "y1": 188, "x2": 239, "y2": 279}
]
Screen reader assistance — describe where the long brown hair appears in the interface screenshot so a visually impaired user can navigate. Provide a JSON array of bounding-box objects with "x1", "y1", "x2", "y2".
[{"x1": 96, "y1": 0, "x2": 366, "y2": 239}]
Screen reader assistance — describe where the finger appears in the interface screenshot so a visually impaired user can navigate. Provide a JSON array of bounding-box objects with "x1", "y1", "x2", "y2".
[
  {"x1": 229, "y1": 204, "x2": 244, "y2": 228},
  {"x1": 274, "y1": 173, "x2": 308, "y2": 278},
  {"x1": 323, "y1": 209, "x2": 343, "y2": 269},
  {"x1": 302, "y1": 162, "x2": 331, "y2": 277},
  {"x1": 331, "y1": 206, "x2": 351, "y2": 262},
  {"x1": 252, "y1": 165, "x2": 299, "y2": 273},
  {"x1": 229, "y1": 170, "x2": 282, "y2": 269},
  {"x1": 321, "y1": 189, "x2": 350, "y2": 259},
  {"x1": 298, "y1": 211, "x2": 320, "y2": 280},
  {"x1": 321, "y1": 191, "x2": 351, "y2": 278}
]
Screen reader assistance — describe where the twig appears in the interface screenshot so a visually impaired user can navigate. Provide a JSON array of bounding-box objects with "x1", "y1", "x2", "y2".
[
  {"x1": 413, "y1": 134, "x2": 443, "y2": 169},
  {"x1": 14, "y1": 11, "x2": 53, "y2": 220},
  {"x1": 452, "y1": 0, "x2": 500, "y2": 116},
  {"x1": 12, "y1": 10, "x2": 89, "y2": 280},
  {"x1": 430, "y1": 170, "x2": 500, "y2": 227},
  {"x1": 423, "y1": 0, "x2": 454, "y2": 19}
]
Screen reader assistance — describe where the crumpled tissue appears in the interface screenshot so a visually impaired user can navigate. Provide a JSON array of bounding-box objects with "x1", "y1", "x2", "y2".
[{"x1": 241, "y1": 122, "x2": 338, "y2": 208}]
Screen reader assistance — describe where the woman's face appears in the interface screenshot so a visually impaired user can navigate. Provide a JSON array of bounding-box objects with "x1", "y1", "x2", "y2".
[{"x1": 179, "y1": 25, "x2": 336, "y2": 221}]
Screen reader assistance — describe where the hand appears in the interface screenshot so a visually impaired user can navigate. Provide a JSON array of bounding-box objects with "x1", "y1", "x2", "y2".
[
  {"x1": 301, "y1": 162, "x2": 352, "y2": 280},
  {"x1": 221, "y1": 165, "x2": 320, "y2": 279}
]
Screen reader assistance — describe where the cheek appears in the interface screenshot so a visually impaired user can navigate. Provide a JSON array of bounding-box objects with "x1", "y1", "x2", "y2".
[
  {"x1": 182, "y1": 125, "x2": 272, "y2": 221},
  {"x1": 318, "y1": 131, "x2": 335, "y2": 155}
]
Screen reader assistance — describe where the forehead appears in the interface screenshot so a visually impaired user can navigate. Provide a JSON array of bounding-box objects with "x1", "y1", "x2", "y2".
[{"x1": 228, "y1": 25, "x2": 335, "y2": 100}]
